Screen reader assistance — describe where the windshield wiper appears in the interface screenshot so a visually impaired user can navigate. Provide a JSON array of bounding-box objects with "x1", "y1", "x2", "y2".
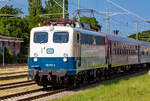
[{"x1": 40, "y1": 40, "x2": 45, "y2": 44}]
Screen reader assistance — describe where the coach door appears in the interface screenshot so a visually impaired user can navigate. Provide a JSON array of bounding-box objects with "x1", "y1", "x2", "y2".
[{"x1": 75, "y1": 32, "x2": 81, "y2": 67}]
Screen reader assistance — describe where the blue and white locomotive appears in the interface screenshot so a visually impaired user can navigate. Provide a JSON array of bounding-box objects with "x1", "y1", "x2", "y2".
[{"x1": 28, "y1": 20, "x2": 150, "y2": 88}]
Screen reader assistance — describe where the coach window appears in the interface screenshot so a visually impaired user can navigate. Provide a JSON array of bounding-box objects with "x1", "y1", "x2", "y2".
[
  {"x1": 93, "y1": 36, "x2": 96, "y2": 45},
  {"x1": 129, "y1": 50, "x2": 131, "y2": 55},
  {"x1": 120, "y1": 49, "x2": 122, "y2": 55},
  {"x1": 115, "y1": 49, "x2": 117, "y2": 55},
  {"x1": 34, "y1": 32, "x2": 48, "y2": 43},
  {"x1": 127, "y1": 50, "x2": 129, "y2": 55},
  {"x1": 118, "y1": 49, "x2": 120, "y2": 55},
  {"x1": 53, "y1": 32, "x2": 69, "y2": 43},
  {"x1": 87, "y1": 35, "x2": 93, "y2": 45},
  {"x1": 77, "y1": 33, "x2": 80, "y2": 43},
  {"x1": 96, "y1": 36, "x2": 105, "y2": 45},
  {"x1": 131, "y1": 50, "x2": 133, "y2": 55},
  {"x1": 125, "y1": 49, "x2": 127, "y2": 55}
]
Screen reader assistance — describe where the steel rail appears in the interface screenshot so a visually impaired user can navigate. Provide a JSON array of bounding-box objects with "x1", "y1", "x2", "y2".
[
  {"x1": 0, "y1": 82, "x2": 35, "y2": 90},
  {"x1": 0, "y1": 88, "x2": 42, "y2": 100},
  {"x1": 0, "y1": 74, "x2": 27, "y2": 80},
  {"x1": 0, "y1": 80, "x2": 32, "y2": 86},
  {"x1": 17, "y1": 88, "x2": 68, "y2": 101},
  {"x1": 0, "y1": 71, "x2": 27, "y2": 76}
]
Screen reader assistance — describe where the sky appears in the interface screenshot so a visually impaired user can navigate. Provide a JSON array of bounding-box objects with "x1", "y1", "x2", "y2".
[{"x1": 1, "y1": 0, "x2": 150, "y2": 36}]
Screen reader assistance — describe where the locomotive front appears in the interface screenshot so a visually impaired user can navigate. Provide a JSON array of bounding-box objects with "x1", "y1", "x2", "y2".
[{"x1": 28, "y1": 26, "x2": 75, "y2": 87}]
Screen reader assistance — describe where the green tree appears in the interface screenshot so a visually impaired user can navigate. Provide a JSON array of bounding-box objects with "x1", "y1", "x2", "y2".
[
  {"x1": 28, "y1": 0, "x2": 43, "y2": 17},
  {"x1": 35, "y1": 0, "x2": 43, "y2": 15},
  {"x1": 129, "y1": 30, "x2": 150, "y2": 42},
  {"x1": 44, "y1": 0, "x2": 68, "y2": 19},
  {"x1": 28, "y1": 0, "x2": 36, "y2": 16},
  {"x1": 0, "y1": 17, "x2": 29, "y2": 38},
  {"x1": 26, "y1": 16, "x2": 45, "y2": 31},
  {"x1": 0, "y1": 5, "x2": 23, "y2": 15},
  {"x1": 0, "y1": 5, "x2": 30, "y2": 57},
  {"x1": 0, "y1": 17, "x2": 30, "y2": 56},
  {"x1": 74, "y1": 16, "x2": 102, "y2": 31}
]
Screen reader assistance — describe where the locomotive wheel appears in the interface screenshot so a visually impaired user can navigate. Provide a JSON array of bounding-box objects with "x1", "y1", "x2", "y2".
[
  {"x1": 35, "y1": 74, "x2": 41, "y2": 86},
  {"x1": 72, "y1": 76, "x2": 78, "y2": 88},
  {"x1": 63, "y1": 76, "x2": 69, "y2": 87},
  {"x1": 43, "y1": 84, "x2": 47, "y2": 90},
  {"x1": 41, "y1": 76, "x2": 48, "y2": 89}
]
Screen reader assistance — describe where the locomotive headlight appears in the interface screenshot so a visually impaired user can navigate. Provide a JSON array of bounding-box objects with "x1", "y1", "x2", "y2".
[
  {"x1": 63, "y1": 57, "x2": 68, "y2": 62},
  {"x1": 63, "y1": 53, "x2": 68, "y2": 62},
  {"x1": 33, "y1": 57, "x2": 38, "y2": 62}
]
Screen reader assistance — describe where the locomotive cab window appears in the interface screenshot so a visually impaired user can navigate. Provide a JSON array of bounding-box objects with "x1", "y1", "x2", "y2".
[
  {"x1": 34, "y1": 32, "x2": 48, "y2": 43},
  {"x1": 53, "y1": 32, "x2": 69, "y2": 43}
]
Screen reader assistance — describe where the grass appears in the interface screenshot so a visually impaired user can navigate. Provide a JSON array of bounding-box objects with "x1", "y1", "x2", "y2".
[{"x1": 54, "y1": 73, "x2": 150, "y2": 101}]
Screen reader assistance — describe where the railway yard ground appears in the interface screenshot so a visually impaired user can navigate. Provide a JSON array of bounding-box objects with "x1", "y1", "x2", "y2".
[
  {"x1": 0, "y1": 65, "x2": 28, "y2": 84},
  {"x1": 0, "y1": 65, "x2": 40, "y2": 97},
  {"x1": 0, "y1": 65, "x2": 150, "y2": 101}
]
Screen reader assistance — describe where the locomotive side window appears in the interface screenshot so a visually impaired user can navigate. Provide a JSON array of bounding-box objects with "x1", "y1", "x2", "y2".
[
  {"x1": 53, "y1": 32, "x2": 69, "y2": 43},
  {"x1": 34, "y1": 32, "x2": 48, "y2": 43},
  {"x1": 96, "y1": 36, "x2": 105, "y2": 45},
  {"x1": 81, "y1": 34, "x2": 93, "y2": 45}
]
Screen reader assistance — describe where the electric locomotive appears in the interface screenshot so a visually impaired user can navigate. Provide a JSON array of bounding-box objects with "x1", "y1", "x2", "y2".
[{"x1": 28, "y1": 20, "x2": 150, "y2": 88}]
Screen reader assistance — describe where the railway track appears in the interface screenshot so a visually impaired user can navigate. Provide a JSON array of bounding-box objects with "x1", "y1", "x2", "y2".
[
  {"x1": 0, "y1": 88, "x2": 42, "y2": 100},
  {"x1": 0, "y1": 71, "x2": 27, "y2": 76},
  {"x1": 17, "y1": 88, "x2": 67, "y2": 101},
  {"x1": 0, "y1": 74, "x2": 27, "y2": 80},
  {"x1": 0, "y1": 87, "x2": 67, "y2": 101},
  {"x1": 0, "y1": 80, "x2": 35, "y2": 90},
  {"x1": 0, "y1": 64, "x2": 27, "y2": 68}
]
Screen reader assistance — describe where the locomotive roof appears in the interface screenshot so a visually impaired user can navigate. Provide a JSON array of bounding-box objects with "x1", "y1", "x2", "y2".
[{"x1": 74, "y1": 28, "x2": 139, "y2": 45}]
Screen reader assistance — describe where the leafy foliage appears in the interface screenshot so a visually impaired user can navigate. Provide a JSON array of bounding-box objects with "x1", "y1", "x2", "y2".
[
  {"x1": 0, "y1": 5, "x2": 29, "y2": 61},
  {"x1": 44, "y1": 0, "x2": 68, "y2": 19},
  {"x1": 74, "y1": 16, "x2": 102, "y2": 31},
  {"x1": 0, "y1": 47, "x2": 17, "y2": 64},
  {"x1": 0, "y1": 17, "x2": 29, "y2": 37},
  {"x1": 28, "y1": 0, "x2": 43, "y2": 16},
  {"x1": 0, "y1": 5, "x2": 23, "y2": 15},
  {"x1": 128, "y1": 30, "x2": 150, "y2": 42}
]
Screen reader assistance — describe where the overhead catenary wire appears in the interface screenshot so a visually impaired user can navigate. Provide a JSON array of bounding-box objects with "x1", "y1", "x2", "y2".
[
  {"x1": 0, "y1": 0, "x2": 11, "y2": 8},
  {"x1": 106, "y1": 0, "x2": 150, "y2": 23},
  {"x1": 2, "y1": 0, "x2": 149, "y2": 37}
]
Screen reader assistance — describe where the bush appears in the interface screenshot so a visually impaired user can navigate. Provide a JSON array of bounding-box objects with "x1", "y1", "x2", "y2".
[
  {"x1": 0, "y1": 47, "x2": 28, "y2": 65},
  {"x1": 1, "y1": 47, "x2": 17, "y2": 64}
]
